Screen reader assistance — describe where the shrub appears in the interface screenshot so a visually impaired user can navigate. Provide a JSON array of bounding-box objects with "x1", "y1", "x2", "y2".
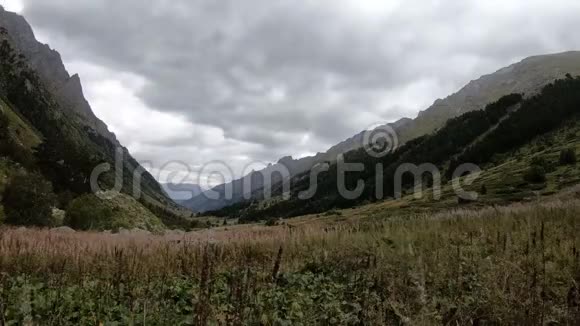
[
  {"x1": 531, "y1": 155, "x2": 555, "y2": 173},
  {"x1": 523, "y1": 165, "x2": 547, "y2": 183},
  {"x1": 323, "y1": 210, "x2": 343, "y2": 217},
  {"x1": 2, "y1": 171, "x2": 56, "y2": 227},
  {"x1": 65, "y1": 194, "x2": 113, "y2": 230},
  {"x1": 559, "y1": 148, "x2": 577, "y2": 165},
  {"x1": 188, "y1": 219, "x2": 206, "y2": 230},
  {"x1": 0, "y1": 112, "x2": 34, "y2": 168},
  {"x1": 56, "y1": 190, "x2": 75, "y2": 209},
  {"x1": 479, "y1": 184, "x2": 488, "y2": 195},
  {"x1": 0, "y1": 111, "x2": 14, "y2": 156},
  {"x1": 265, "y1": 218, "x2": 279, "y2": 226},
  {"x1": 0, "y1": 111, "x2": 9, "y2": 138},
  {"x1": 458, "y1": 194, "x2": 478, "y2": 205}
]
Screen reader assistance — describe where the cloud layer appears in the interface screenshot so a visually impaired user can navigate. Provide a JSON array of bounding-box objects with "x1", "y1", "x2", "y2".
[{"x1": 7, "y1": 0, "x2": 580, "y2": 184}]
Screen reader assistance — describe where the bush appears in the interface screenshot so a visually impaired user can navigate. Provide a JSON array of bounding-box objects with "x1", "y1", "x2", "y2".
[
  {"x1": 559, "y1": 148, "x2": 577, "y2": 165},
  {"x1": 0, "y1": 112, "x2": 34, "y2": 167},
  {"x1": 188, "y1": 219, "x2": 206, "y2": 230},
  {"x1": 323, "y1": 210, "x2": 343, "y2": 217},
  {"x1": 479, "y1": 184, "x2": 488, "y2": 195},
  {"x1": 2, "y1": 172, "x2": 56, "y2": 227},
  {"x1": 56, "y1": 190, "x2": 75, "y2": 209},
  {"x1": 265, "y1": 218, "x2": 279, "y2": 226},
  {"x1": 0, "y1": 111, "x2": 9, "y2": 138},
  {"x1": 531, "y1": 155, "x2": 555, "y2": 173},
  {"x1": 0, "y1": 111, "x2": 14, "y2": 156},
  {"x1": 523, "y1": 165, "x2": 547, "y2": 183},
  {"x1": 65, "y1": 194, "x2": 114, "y2": 231}
]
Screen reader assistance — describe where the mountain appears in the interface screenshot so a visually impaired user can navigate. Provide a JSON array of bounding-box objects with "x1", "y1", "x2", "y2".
[
  {"x1": 398, "y1": 51, "x2": 580, "y2": 142},
  {"x1": 0, "y1": 6, "x2": 114, "y2": 141},
  {"x1": 0, "y1": 7, "x2": 189, "y2": 230},
  {"x1": 184, "y1": 51, "x2": 580, "y2": 213},
  {"x1": 161, "y1": 183, "x2": 203, "y2": 202},
  {"x1": 182, "y1": 118, "x2": 413, "y2": 213},
  {"x1": 210, "y1": 74, "x2": 580, "y2": 221}
]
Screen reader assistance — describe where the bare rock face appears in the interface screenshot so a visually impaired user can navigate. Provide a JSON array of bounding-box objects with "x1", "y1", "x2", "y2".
[{"x1": 0, "y1": 6, "x2": 117, "y2": 143}]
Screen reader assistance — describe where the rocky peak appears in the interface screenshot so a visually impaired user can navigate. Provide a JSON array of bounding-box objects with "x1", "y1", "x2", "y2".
[
  {"x1": 0, "y1": 8, "x2": 118, "y2": 143},
  {"x1": 277, "y1": 156, "x2": 295, "y2": 166},
  {"x1": 391, "y1": 117, "x2": 412, "y2": 129}
]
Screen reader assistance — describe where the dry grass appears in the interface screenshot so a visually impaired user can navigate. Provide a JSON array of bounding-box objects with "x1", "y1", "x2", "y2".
[{"x1": 0, "y1": 197, "x2": 579, "y2": 324}]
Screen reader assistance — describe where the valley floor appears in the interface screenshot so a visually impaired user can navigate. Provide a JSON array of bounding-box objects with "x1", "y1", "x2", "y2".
[{"x1": 0, "y1": 189, "x2": 579, "y2": 325}]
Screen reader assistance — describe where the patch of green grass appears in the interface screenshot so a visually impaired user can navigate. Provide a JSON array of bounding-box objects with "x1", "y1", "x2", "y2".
[
  {"x1": 93, "y1": 192, "x2": 166, "y2": 232},
  {"x1": 0, "y1": 98, "x2": 42, "y2": 150}
]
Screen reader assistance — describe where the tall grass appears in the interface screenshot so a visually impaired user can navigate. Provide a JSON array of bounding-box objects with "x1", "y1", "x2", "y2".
[{"x1": 0, "y1": 199, "x2": 578, "y2": 324}]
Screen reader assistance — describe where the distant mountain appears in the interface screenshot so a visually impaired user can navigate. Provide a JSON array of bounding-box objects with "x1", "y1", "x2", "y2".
[
  {"x1": 183, "y1": 51, "x2": 580, "y2": 213},
  {"x1": 182, "y1": 118, "x2": 413, "y2": 213},
  {"x1": 161, "y1": 183, "x2": 203, "y2": 202},
  {"x1": 0, "y1": 7, "x2": 188, "y2": 229}
]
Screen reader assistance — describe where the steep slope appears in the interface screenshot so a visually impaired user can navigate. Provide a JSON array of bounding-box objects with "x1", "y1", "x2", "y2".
[
  {"x1": 0, "y1": 6, "x2": 113, "y2": 140},
  {"x1": 0, "y1": 8, "x2": 187, "y2": 229},
  {"x1": 399, "y1": 51, "x2": 580, "y2": 142}
]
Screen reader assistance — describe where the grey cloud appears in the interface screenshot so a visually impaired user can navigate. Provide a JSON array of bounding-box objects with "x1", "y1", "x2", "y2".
[{"x1": 17, "y1": 0, "x2": 580, "y2": 178}]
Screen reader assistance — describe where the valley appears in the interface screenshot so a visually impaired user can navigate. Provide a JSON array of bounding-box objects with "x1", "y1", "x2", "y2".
[{"x1": 0, "y1": 3, "x2": 579, "y2": 325}]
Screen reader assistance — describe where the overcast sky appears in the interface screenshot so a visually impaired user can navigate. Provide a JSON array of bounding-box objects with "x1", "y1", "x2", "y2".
[{"x1": 3, "y1": 0, "x2": 580, "y2": 186}]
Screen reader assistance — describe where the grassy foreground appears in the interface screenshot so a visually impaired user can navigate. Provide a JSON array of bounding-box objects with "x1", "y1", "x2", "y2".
[{"x1": 0, "y1": 196, "x2": 579, "y2": 325}]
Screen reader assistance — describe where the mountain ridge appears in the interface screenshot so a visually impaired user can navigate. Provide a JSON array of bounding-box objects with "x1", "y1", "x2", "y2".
[
  {"x1": 183, "y1": 51, "x2": 580, "y2": 213},
  {"x1": 402, "y1": 51, "x2": 580, "y2": 141},
  {"x1": 182, "y1": 117, "x2": 413, "y2": 212}
]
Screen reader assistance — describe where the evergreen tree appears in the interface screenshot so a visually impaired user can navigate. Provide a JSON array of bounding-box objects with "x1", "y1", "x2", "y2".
[{"x1": 559, "y1": 148, "x2": 577, "y2": 165}]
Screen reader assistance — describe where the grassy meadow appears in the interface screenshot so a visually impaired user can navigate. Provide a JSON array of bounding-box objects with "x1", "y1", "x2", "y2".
[{"x1": 0, "y1": 192, "x2": 579, "y2": 325}]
